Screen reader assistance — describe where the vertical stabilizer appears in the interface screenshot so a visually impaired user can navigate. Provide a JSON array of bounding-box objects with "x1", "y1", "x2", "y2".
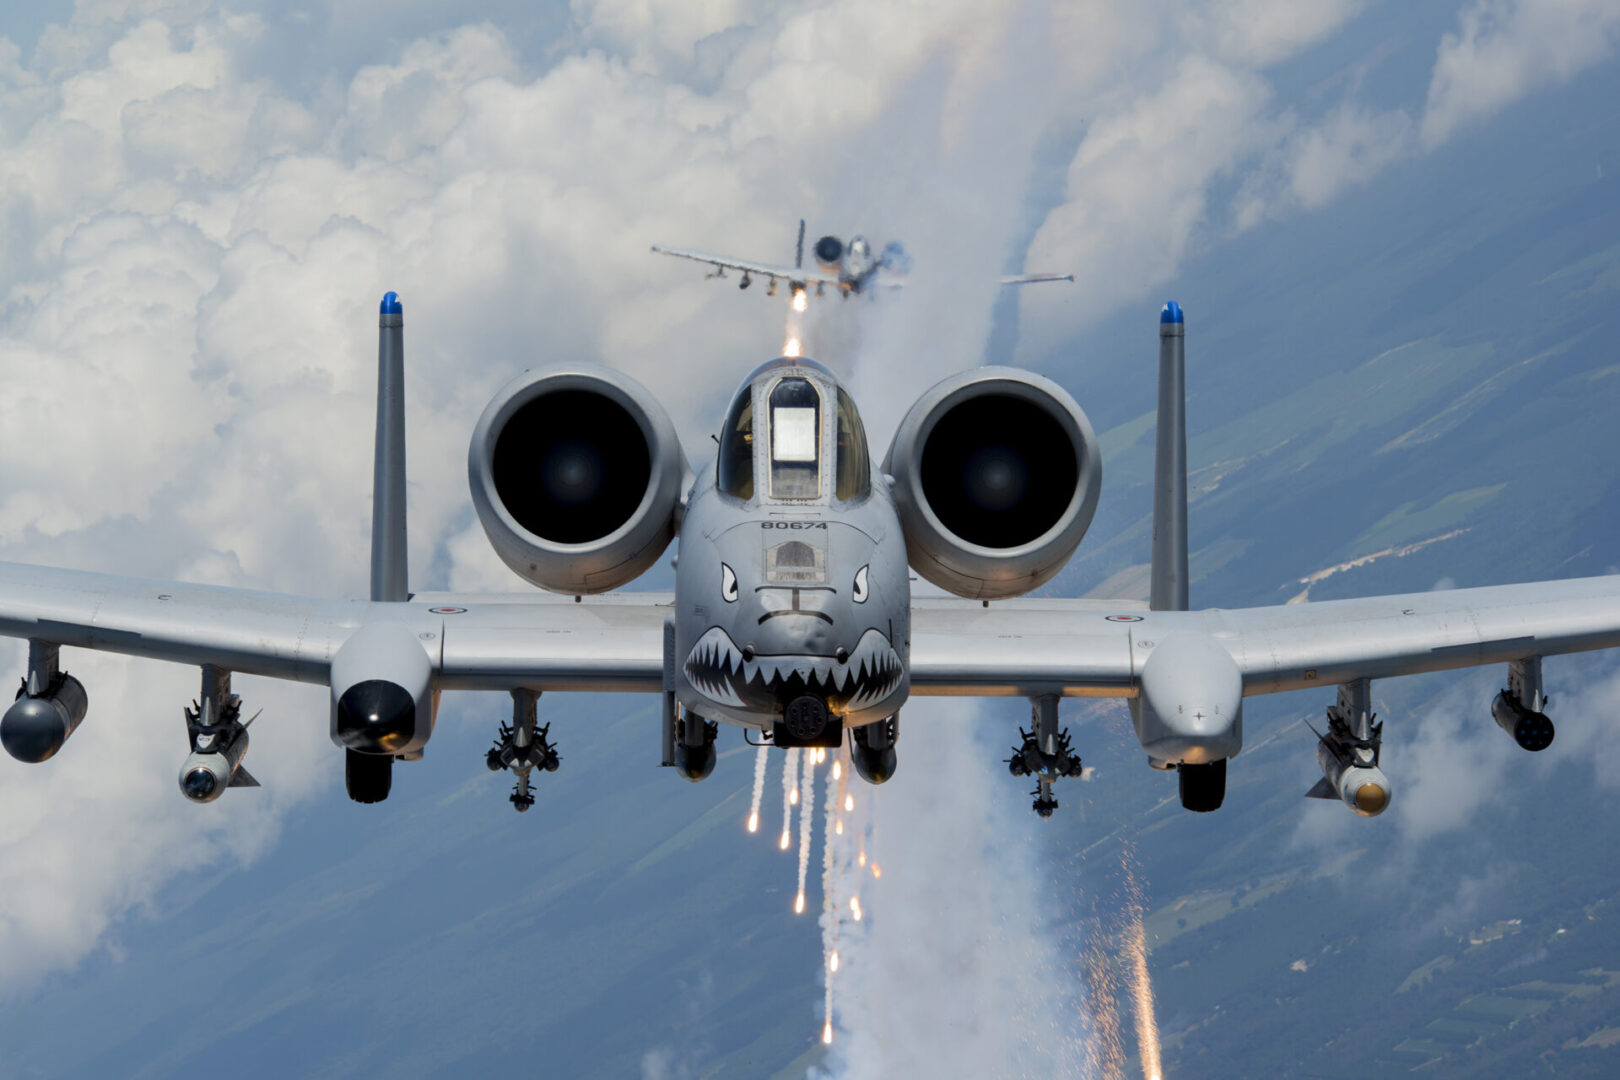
[
  {"x1": 371, "y1": 291, "x2": 409, "y2": 602},
  {"x1": 1150, "y1": 301, "x2": 1188, "y2": 612},
  {"x1": 795, "y1": 219, "x2": 805, "y2": 269}
]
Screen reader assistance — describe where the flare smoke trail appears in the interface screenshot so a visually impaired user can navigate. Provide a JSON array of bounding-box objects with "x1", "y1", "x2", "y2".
[
  {"x1": 795, "y1": 748, "x2": 817, "y2": 913},
  {"x1": 825, "y1": 703, "x2": 1091, "y2": 1077},
  {"x1": 780, "y1": 747, "x2": 800, "y2": 851},
  {"x1": 747, "y1": 744, "x2": 769, "y2": 833}
]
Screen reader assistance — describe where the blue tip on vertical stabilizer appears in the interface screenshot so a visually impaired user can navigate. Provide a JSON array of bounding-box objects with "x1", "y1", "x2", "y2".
[
  {"x1": 1160, "y1": 300, "x2": 1183, "y2": 324},
  {"x1": 380, "y1": 291, "x2": 402, "y2": 315}
]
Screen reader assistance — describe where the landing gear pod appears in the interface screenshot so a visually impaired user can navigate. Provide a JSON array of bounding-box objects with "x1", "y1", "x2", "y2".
[
  {"x1": 329, "y1": 622, "x2": 437, "y2": 803},
  {"x1": 851, "y1": 714, "x2": 897, "y2": 785},
  {"x1": 675, "y1": 711, "x2": 717, "y2": 782},
  {"x1": 2, "y1": 642, "x2": 87, "y2": 764}
]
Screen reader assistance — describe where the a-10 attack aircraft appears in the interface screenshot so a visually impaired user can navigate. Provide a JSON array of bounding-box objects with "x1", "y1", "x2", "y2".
[
  {"x1": 2, "y1": 294, "x2": 1618, "y2": 819},
  {"x1": 651, "y1": 219, "x2": 1074, "y2": 308}
]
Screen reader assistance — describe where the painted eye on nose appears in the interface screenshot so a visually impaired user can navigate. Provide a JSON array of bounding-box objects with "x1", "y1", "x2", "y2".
[
  {"x1": 721, "y1": 563, "x2": 739, "y2": 602},
  {"x1": 852, "y1": 565, "x2": 869, "y2": 603}
]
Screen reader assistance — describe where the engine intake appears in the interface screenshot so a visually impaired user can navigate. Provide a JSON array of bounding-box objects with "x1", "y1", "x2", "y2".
[
  {"x1": 884, "y1": 367, "x2": 1101, "y2": 599},
  {"x1": 814, "y1": 235, "x2": 844, "y2": 271},
  {"x1": 470, "y1": 365, "x2": 689, "y2": 594}
]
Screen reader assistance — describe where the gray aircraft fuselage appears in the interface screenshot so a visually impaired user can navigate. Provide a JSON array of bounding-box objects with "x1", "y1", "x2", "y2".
[{"x1": 673, "y1": 357, "x2": 911, "y2": 733}]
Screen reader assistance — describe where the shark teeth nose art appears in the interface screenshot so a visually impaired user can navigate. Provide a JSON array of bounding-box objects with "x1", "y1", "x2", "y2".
[{"x1": 683, "y1": 627, "x2": 902, "y2": 712}]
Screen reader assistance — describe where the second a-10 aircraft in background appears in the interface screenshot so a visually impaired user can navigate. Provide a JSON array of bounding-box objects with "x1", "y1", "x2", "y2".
[
  {"x1": 2, "y1": 295, "x2": 1618, "y2": 822},
  {"x1": 651, "y1": 219, "x2": 1074, "y2": 309}
]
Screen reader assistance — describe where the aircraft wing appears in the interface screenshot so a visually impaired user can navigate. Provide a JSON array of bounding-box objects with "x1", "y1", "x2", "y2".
[
  {"x1": 859, "y1": 274, "x2": 1076, "y2": 291},
  {"x1": 649, "y1": 245, "x2": 841, "y2": 286},
  {"x1": 1000, "y1": 273, "x2": 1075, "y2": 285},
  {"x1": 907, "y1": 574, "x2": 1620, "y2": 697},
  {"x1": 0, "y1": 562, "x2": 671, "y2": 692}
]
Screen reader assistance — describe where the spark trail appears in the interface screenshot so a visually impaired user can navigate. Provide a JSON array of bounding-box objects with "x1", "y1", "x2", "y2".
[
  {"x1": 746, "y1": 743, "x2": 768, "y2": 833},
  {"x1": 1121, "y1": 847, "x2": 1163, "y2": 1080}
]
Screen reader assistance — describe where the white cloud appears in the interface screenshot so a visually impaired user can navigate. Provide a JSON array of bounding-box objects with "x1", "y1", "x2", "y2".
[
  {"x1": 1180, "y1": 0, "x2": 1371, "y2": 68},
  {"x1": 1021, "y1": 54, "x2": 1279, "y2": 341},
  {"x1": 1422, "y1": 0, "x2": 1620, "y2": 148}
]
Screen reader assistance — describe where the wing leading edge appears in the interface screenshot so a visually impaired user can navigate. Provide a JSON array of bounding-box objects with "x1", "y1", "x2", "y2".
[
  {"x1": 0, "y1": 562, "x2": 671, "y2": 692},
  {"x1": 907, "y1": 575, "x2": 1620, "y2": 697},
  {"x1": 649, "y1": 245, "x2": 840, "y2": 286}
]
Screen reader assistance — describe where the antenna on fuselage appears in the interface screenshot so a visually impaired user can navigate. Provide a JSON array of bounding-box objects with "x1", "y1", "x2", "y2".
[
  {"x1": 795, "y1": 219, "x2": 805, "y2": 269},
  {"x1": 1150, "y1": 301, "x2": 1187, "y2": 612},
  {"x1": 371, "y1": 291, "x2": 409, "y2": 602}
]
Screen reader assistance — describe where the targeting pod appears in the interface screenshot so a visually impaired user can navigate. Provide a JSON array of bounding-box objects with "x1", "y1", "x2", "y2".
[{"x1": 1, "y1": 642, "x2": 88, "y2": 764}]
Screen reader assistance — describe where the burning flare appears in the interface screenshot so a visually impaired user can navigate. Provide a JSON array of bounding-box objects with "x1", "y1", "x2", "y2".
[
  {"x1": 780, "y1": 747, "x2": 800, "y2": 850},
  {"x1": 784, "y1": 337, "x2": 801, "y2": 358},
  {"x1": 849, "y1": 896, "x2": 862, "y2": 921},
  {"x1": 792, "y1": 287, "x2": 808, "y2": 313},
  {"x1": 746, "y1": 744, "x2": 768, "y2": 833}
]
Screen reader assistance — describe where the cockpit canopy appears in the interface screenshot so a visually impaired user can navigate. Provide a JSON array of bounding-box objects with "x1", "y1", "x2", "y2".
[{"x1": 717, "y1": 359, "x2": 870, "y2": 504}]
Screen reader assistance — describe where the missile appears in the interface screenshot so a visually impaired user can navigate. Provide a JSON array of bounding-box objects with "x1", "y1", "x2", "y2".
[
  {"x1": 1307, "y1": 738, "x2": 1390, "y2": 817},
  {"x1": 178, "y1": 728, "x2": 258, "y2": 803}
]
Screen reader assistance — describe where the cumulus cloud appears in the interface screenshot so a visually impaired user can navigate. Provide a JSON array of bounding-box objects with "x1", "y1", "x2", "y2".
[
  {"x1": 1422, "y1": 0, "x2": 1620, "y2": 148},
  {"x1": 1179, "y1": 0, "x2": 1371, "y2": 69}
]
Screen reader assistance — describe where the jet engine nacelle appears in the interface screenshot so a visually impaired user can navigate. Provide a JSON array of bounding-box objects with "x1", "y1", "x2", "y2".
[
  {"x1": 884, "y1": 367, "x2": 1102, "y2": 599},
  {"x1": 814, "y1": 235, "x2": 844, "y2": 271},
  {"x1": 469, "y1": 365, "x2": 689, "y2": 594},
  {"x1": 1, "y1": 673, "x2": 88, "y2": 763},
  {"x1": 329, "y1": 622, "x2": 438, "y2": 757}
]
